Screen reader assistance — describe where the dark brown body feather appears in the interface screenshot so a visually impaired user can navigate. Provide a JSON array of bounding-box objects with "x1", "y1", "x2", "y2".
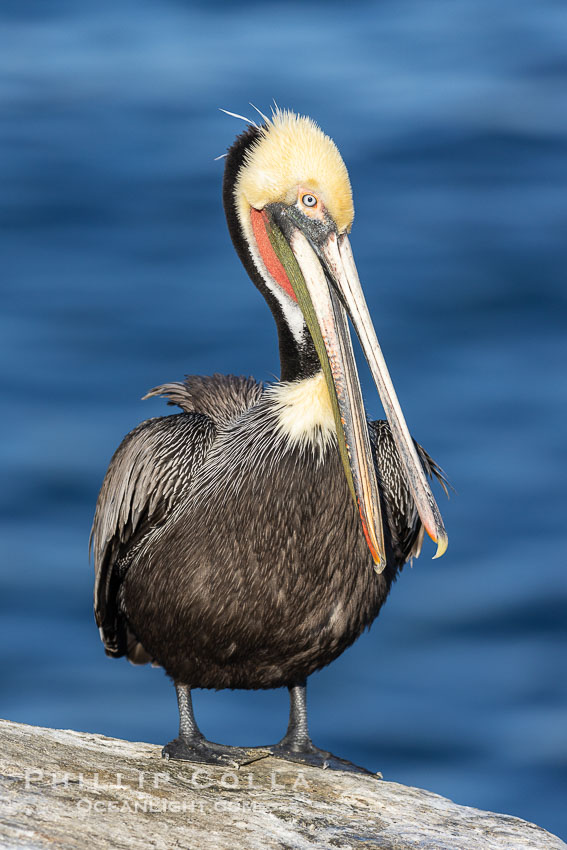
[{"x1": 92, "y1": 374, "x2": 445, "y2": 689}]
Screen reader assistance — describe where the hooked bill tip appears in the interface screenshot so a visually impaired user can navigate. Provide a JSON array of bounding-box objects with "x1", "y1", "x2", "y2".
[
  {"x1": 358, "y1": 502, "x2": 386, "y2": 573},
  {"x1": 432, "y1": 529, "x2": 449, "y2": 560},
  {"x1": 423, "y1": 517, "x2": 448, "y2": 560},
  {"x1": 373, "y1": 552, "x2": 387, "y2": 574}
]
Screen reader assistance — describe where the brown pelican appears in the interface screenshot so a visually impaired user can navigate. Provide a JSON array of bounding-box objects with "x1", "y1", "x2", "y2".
[{"x1": 91, "y1": 109, "x2": 448, "y2": 769}]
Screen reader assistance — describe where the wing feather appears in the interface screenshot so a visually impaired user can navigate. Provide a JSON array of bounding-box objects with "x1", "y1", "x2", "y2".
[
  {"x1": 371, "y1": 420, "x2": 449, "y2": 566},
  {"x1": 91, "y1": 412, "x2": 216, "y2": 657},
  {"x1": 143, "y1": 373, "x2": 263, "y2": 425}
]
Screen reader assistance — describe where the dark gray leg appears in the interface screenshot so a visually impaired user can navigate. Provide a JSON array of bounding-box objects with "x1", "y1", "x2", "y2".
[
  {"x1": 162, "y1": 683, "x2": 204, "y2": 761},
  {"x1": 162, "y1": 683, "x2": 233, "y2": 764},
  {"x1": 276, "y1": 682, "x2": 318, "y2": 752},
  {"x1": 270, "y1": 680, "x2": 371, "y2": 774},
  {"x1": 175, "y1": 684, "x2": 204, "y2": 742},
  {"x1": 162, "y1": 681, "x2": 372, "y2": 772},
  {"x1": 271, "y1": 680, "x2": 330, "y2": 762}
]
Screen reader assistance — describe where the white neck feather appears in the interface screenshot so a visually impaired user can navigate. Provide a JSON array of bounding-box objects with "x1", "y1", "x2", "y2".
[{"x1": 267, "y1": 371, "x2": 336, "y2": 457}]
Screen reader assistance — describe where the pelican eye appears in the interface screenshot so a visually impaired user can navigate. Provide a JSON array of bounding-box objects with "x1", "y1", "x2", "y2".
[{"x1": 301, "y1": 193, "x2": 318, "y2": 208}]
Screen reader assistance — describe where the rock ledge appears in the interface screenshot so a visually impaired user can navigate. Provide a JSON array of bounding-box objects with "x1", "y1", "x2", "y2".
[{"x1": 0, "y1": 718, "x2": 564, "y2": 850}]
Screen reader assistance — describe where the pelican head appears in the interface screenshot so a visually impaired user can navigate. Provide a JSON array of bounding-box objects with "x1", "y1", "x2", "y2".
[{"x1": 223, "y1": 109, "x2": 447, "y2": 571}]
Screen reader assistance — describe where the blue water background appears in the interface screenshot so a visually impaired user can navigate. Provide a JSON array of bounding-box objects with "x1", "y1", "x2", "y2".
[{"x1": 2, "y1": 0, "x2": 566, "y2": 838}]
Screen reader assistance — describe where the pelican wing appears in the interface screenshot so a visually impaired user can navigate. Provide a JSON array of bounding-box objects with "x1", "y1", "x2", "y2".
[
  {"x1": 143, "y1": 373, "x2": 263, "y2": 425},
  {"x1": 91, "y1": 412, "x2": 216, "y2": 660},
  {"x1": 91, "y1": 373, "x2": 263, "y2": 661},
  {"x1": 371, "y1": 420, "x2": 449, "y2": 566}
]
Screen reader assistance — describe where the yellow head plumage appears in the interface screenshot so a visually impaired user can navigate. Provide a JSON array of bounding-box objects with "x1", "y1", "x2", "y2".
[{"x1": 235, "y1": 110, "x2": 354, "y2": 238}]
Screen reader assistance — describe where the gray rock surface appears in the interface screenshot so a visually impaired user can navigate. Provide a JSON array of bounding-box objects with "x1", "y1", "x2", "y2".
[{"x1": 0, "y1": 718, "x2": 564, "y2": 850}]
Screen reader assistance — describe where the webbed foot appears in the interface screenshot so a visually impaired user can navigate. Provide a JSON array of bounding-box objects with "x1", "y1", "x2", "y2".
[
  {"x1": 162, "y1": 736, "x2": 271, "y2": 767},
  {"x1": 162, "y1": 736, "x2": 239, "y2": 766},
  {"x1": 270, "y1": 738, "x2": 372, "y2": 774}
]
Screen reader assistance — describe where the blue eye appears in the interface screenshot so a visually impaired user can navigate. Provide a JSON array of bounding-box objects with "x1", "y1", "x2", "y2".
[{"x1": 302, "y1": 194, "x2": 317, "y2": 208}]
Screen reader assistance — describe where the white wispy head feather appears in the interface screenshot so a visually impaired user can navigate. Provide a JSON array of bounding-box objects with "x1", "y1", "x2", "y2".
[{"x1": 219, "y1": 108, "x2": 258, "y2": 127}]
